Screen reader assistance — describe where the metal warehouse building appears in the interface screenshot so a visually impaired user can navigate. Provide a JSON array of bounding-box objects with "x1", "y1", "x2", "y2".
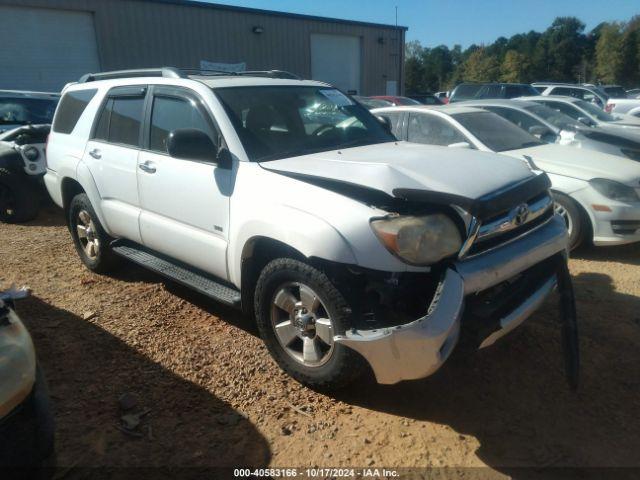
[{"x1": 0, "y1": 0, "x2": 406, "y2": 95}]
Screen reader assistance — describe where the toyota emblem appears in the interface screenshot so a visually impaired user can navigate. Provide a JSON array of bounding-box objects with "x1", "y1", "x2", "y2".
[{"x1": 513, "y1": 203, "x2": 530, "y2": 226}]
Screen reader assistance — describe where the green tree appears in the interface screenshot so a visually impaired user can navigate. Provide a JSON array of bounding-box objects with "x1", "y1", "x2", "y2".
[
  {"x1": 462, "y1": 48, "x2": 499, "y2": 82},
  {"x1": 543, "y1": 17, "x2": 587, "y2": 81},
  {"x1": 500, "y1": 50, "x2": 530, "y2": 82},
  {"x1": 595, "y1": 23, "x2": 625, "y2": 83}
]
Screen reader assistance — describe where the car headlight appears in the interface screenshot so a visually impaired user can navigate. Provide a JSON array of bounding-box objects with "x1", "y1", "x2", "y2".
[
  {"x1": 589, "y1": 178, "x2": 640, "y2": 203},
  {"x1": 0, "y1": 301, "x2": 37, "y2": 418},
  {"x1": 370, "y1": 214, "x2": 462, "y2": 265}
]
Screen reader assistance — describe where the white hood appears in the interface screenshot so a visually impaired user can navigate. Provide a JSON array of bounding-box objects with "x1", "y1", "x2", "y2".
[
  {"x1": 505, "y1": 143, "x2": 640, "y2": 185},
  {"x1": 262, "y1": 141, "x2": 536, "y2": 200}
]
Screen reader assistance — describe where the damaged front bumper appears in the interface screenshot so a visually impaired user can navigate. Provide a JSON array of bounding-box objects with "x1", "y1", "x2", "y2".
[{"x1": 335, "y1": 214, "x2": 569, "y2": 385}]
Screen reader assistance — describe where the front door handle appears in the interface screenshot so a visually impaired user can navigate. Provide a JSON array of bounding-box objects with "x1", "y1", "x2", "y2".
[
  {"x1": 139, "y1": 161, "x2": 156, "y2": 174},
  {"x1": 89, "y1": 148, "x2": 101, "y2": 159}
]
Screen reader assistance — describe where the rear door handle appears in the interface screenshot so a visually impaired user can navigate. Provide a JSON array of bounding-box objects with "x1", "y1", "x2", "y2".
[
  {"x1": 139, "y1": 161, "x2": 156, "y2": 174},
  {"x1": 89, "y1": 148, "x2": 101, "y2": 159}
]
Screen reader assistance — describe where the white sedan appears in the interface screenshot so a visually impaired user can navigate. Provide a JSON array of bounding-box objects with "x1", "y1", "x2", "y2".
[{"x1": 374, "y1": 105, "x2": 640, "y2": 249}]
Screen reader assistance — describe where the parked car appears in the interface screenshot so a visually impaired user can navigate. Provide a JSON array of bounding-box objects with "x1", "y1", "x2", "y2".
[
  {"x1": 45, "y1": 67, "x2": 571, "y2": 388},
  {"x1": 449, "y1": 83, "x2": 538, "y2": 103},
  {"x1": 352, "y1": 95, "x2": 393, "y2": 110},
  {"x1": 369, "y1": 95, "x2": 422, "y2": 106},
  {"x1": 0, "y1": 289, "x2": 55, "y2": 471},
  {"x1": 462, "y1": 99, "x2": 640, "y2": 161},
  {"x1": 599, "y1": 85, "x2": 627, "y2": 98},
  {"x1": 0, "y1": 90, "x2": 59, "y2": 134},
  {"x1": 626, "y1": 88, "x2": 640, "y2": 99},
  {"x1": 526, "y1": 95, "x2": 640, "y2": 133},
  {"x1": 374, "y1": 105, "x2": 640, "y2": 249},
  {"x1": 533, "y1": 83, "x2": 609, "y2": 110},
  {"x1": 605, "y1": 97, "x2": 640, "y2": 118},
  {"x1": 406, "y1": 93, "x2": 444, "y2": 105},
  {"x1": 0, "y1": 124, "x2": 51, "y2": 222}
]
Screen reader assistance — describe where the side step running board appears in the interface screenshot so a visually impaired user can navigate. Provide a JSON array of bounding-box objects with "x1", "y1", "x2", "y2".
[{"x1": 111, "y1": 241, "x2": 241, "y2": 307}]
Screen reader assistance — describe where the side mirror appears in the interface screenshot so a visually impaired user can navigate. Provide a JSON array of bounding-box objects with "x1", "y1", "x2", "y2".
[
  {"x1": 447, "y1": 141, "x2": 471, "y2": 149},
  {"x1": 167, "y1": 128, "x2": 217, "y2": 162},
  {"x1": 376, "y1": 115, "x2": 392, "y2": 133},
  {"x1": 528, "y1": 125, "x2": 547, "y2": 137}
]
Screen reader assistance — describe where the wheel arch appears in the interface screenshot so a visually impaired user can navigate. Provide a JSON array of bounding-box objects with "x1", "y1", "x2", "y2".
[{"x1": 551, "y1": 188, "x2": 594, "y2": 244}]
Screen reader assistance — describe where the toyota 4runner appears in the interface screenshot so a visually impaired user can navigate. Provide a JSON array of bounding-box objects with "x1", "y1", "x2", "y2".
[{"x1": 45, "y1": 68, "x2": 575, "y2": 388}]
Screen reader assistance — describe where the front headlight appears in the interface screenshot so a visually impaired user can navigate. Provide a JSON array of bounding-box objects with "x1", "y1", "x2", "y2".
[
  {"x1": 370, "y1": 214, "x2": 462, "y2": 265},
  {"x1": 589, "y1": 178, "x2": 640, "y2": 203}
]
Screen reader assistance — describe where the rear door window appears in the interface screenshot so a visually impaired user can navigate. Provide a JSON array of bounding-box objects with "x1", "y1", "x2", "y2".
[
  {"x1": 92, "y1": 91, "x2": 145, "y2": 147},
  {"x1": 52, "y1": 89, "x2": 97, "y2": 134}
]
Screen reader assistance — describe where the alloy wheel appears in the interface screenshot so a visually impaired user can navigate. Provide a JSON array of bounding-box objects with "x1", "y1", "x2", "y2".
[
  {"x1": 76, "y1": 210, "x2": 100, "y2": 260},
  {"x1": 270, "y1": 282, "x2": 335, "y2": 367}
]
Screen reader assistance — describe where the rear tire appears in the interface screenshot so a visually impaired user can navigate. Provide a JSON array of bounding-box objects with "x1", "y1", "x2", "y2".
[
  {"x1": 254, "y1": 258, "x2": 366, "y2": 390},
  {"x1": 553, "y1": 191, "x2": 584, "y2": 251},
  {"x1": 0, "y1": 168, "x2": 39, "y2": 223},
  {"x1": 68, "y1": 193, "x2": 118, "y2": 273}
]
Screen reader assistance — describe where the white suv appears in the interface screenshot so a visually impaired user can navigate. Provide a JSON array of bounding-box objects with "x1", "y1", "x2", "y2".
[{"x1": 45, "y1": 68, "x2": 573, "y2": 388}]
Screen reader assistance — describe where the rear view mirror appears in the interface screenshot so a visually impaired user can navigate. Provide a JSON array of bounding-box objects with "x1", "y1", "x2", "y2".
[
  {"x1": 167, "y1": 128, "x2": 217, "y2": 162},
  {"x1": 577, "y1": 116, "x2": 593, "y2": 127},
  {"x1": 528, "y1": 125, "x2": 547, "y2": 137},
  {"x1": 447, "y1": 141, "x2": 471, "y2": 149}
]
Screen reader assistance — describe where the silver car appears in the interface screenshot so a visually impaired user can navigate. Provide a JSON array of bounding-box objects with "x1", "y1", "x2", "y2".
[{"x1": 461, "y1": 99, "x2": 640, "y2": 162}]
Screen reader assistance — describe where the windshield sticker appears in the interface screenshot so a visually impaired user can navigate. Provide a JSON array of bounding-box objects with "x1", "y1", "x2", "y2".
[{"x1": 319, "y1": 89, "x2": 354, "y2": 107}]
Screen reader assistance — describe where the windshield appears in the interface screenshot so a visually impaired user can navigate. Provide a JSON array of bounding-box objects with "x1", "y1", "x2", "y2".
[
  {"x1": 0, "y1": 97, "x2": 58, "y2": 126},
  {"x1": 574, "y1": 99, "x2": 616, "y2": 122},
  {"x1": 450, "y1": 84, "x2": 483, "y2": 102},
  {"x1": 524, "y1": 104, "x2": 582, "y2": 130},
  {"x1": 603, "y1": 86, "x2": 627, "y2": 98},
  {"x1": 215, "y1": 86, "x2": 395, "y2": 161},
  {"x1": 452, "y1": 111, "x2": 543, "y2": 152}
]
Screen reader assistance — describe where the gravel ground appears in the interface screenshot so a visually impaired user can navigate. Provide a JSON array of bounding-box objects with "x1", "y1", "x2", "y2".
[{"x1": 1, "y1": 204, "x2": 639, "y2": 476}]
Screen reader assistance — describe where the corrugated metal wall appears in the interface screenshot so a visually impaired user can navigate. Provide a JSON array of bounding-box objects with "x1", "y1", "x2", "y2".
[{"x1": 0, "y1": 0, "x2": 405, "y2": 95}]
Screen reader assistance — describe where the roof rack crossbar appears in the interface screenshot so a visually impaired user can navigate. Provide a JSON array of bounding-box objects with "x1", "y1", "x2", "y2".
[{"x1": 78, "y1": 67, "x2": 186, "y2": 83}]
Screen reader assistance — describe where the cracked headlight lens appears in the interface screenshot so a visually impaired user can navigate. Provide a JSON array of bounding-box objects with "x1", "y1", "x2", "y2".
[{"x1": 371, "y1": 214, "x2": 462, "y2": 265}]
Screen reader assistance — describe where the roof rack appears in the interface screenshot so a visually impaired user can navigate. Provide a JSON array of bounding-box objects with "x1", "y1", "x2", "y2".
[
  {"x1": 79, "y1": 67, "x2": 186, "y2": 83},
  {"x1": 183, "y1": 68, "x2": 301, "y2": 80},
  {"x1": 78, "y1": 67, "x2": 301, "y2": 83}
]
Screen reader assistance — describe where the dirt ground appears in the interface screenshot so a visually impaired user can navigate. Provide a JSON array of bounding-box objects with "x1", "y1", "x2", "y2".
[{"x1": 1, "y1": 204, "x2": 639, "y2": 477}]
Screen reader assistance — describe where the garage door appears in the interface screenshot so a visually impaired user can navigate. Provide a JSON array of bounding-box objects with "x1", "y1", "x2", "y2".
[
  {"x1": 310, "y1": 34, "x2": 361, "y2": 95},
  {"x1": 0, "y1": 6, "x2": 100, "y2": 92}
]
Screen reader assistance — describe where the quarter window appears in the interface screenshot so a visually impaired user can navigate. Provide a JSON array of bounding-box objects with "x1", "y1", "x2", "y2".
[
  {"x1": 407, "y1": 113, "x2": 467, "y2": 146},
  {"x1": 52, "y1": 89, "x2": 96, "y2": 134},
  {"x1": 149, "y1": 96, "x2": 214, "y2": 153},
  {"x1": 93, "y1": 96, "x2": 144, "y2": 147}
]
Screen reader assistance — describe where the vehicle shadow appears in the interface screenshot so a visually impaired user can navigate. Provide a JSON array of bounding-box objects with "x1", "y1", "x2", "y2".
[
  {"x1": 572, "y1": 242, "x2": 640, "y2": 266},
  {"x1": 109, "y1": 263, "x2": 259, "y2": 338},
  {"x1": 15, "y1": 295, "x2": 271, "y2": 472},
  {"x1": 336, "y1": 271, "x2": 640, "y2": 473}
]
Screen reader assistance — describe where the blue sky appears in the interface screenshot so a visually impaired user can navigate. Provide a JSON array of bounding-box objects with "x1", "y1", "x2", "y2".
[{"x1": 208, "y1": 0, "x2": 639, "y2": 48}]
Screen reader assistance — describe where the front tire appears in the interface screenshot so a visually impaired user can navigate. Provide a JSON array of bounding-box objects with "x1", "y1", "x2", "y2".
[
  {"x1": 68, "y1": 193, "x2": 118, "y2": 273},
  {"x1": 254, "y1": 258, "x2": 365, "y2": 389},
  {"x1": 553, "y1": 191, "x2": 585, "y2": 251},
  {"x1": 0, "y1": 168, "x2": 39, "y2": 223}
]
